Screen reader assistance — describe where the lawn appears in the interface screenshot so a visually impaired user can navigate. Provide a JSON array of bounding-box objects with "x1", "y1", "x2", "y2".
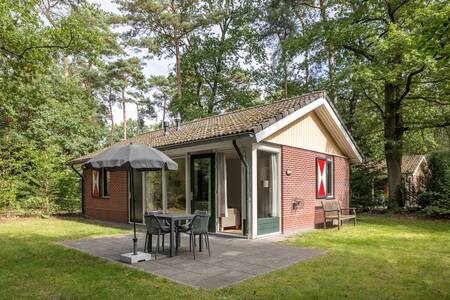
[{"x1": 0, "y1": 215, "x2": 449, "y2": 299}]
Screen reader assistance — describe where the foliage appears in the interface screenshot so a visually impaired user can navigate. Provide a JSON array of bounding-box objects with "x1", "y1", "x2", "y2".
[
  {"x1": 1, "y1": 0, "x2": 449, "y2": 216},
  {"x1": 418, "y1": 150, "x2": 450, "y2": 217},
  {"x1": 350, "y1": 161, "x2": 385, "y2": 211},
  {"x1": 0, "y1": 1, "x2": 112, "y2": 215}
]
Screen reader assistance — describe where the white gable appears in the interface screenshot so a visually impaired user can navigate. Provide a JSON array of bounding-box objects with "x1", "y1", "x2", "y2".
[
  {"x1": 265, "y1": 111, "x2": 344, "y2": 156},
  {"x1": 255, "y1": 97, "x2": 363, "y2": 163}
]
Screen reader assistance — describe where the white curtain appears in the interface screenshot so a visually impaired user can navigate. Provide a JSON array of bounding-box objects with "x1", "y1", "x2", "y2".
[
  {"x1": 271, "y1": 153, "x2": 278, "y2": 217},
  {"x1": 217, "y1": 153, "x2": 228, "y2": 217}
]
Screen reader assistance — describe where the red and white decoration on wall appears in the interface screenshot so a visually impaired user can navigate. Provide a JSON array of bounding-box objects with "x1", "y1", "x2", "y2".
[
  {"x1": 317, "y1": 158, "x2": 327, "y2": 198},
  {"x1": 92, "y1": 170, "x2": 100, "y2": 198}
]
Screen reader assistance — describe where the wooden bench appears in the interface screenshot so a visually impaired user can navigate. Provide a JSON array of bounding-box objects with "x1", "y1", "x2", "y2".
[{"x1": 321, "y1": 200, "x2": 356, "y2": 230}]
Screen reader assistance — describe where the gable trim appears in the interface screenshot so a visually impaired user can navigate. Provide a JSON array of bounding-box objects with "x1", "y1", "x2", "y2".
[
  {"x1": 255, "y1": 97, "x2": 363, "y2": 163},
  {"x1": 412, "y1": 156, "x2": 426, "y2": 176}
]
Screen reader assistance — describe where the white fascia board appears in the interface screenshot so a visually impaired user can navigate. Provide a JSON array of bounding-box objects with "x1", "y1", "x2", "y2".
[
  {"x1": 412, "y1": 156, "x2": 426, "y2": 176},
  {"x1": 255, "y1": 97, "x2": 363, "y2": 163}
]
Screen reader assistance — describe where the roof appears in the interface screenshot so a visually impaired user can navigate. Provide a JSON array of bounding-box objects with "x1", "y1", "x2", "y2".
[
  {"x1": 374, "y1": 155, "x2": 427, "y2": 176},
  {"x1": 402, "y1": 155, "x2": 426, "y2": 174},
  {"x1": 68, "y1": 91, "x2": 362, "y2": 165}
]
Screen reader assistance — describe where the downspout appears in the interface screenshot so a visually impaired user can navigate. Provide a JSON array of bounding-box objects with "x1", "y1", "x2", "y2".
[
  {"x1": 71, "y1": 165, "x2": 84, "y2": 215},
  {"x1": 232, "y1": 140, "x2": 249, "y2": 237}
]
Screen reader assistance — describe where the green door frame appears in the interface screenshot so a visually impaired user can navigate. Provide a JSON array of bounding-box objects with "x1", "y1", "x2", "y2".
[{"x1": 190, "y1": 153, "x2": 216, "y2": 232}]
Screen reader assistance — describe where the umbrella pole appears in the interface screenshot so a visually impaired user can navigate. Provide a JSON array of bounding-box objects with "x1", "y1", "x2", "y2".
[{"x1": 131, "y1": 169, "x2": 137, "y2": 255}]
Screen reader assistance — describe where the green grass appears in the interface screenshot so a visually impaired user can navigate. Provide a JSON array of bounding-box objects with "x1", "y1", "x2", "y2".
[{"x1": 0, "y1": 216, "x2": 449, "y2": 299}]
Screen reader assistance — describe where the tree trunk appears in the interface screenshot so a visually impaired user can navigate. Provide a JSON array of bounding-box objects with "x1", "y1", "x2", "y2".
[
  {"x1": 319, "y1": 0, "x2": 336, "y2": 104},
  {"x1": 109, "y1": 95, "x2": 114, "y2": 145},
  {"x1": 175, "y1": 36, "x2": 182, "y2": 99},
  {"x1": 162, "y1": 96, "x2": 167, "y2": 126},
  {"x1": 122, "y1": 89, "x2": 127, "y2": 141},
  {"x1": 283, "y1": 51, "x2": 288, "y2": 98},
  {"x1": 384, "y1": 82, "x2": 404, "y2": 208},
  {"x1": 136, "y1": 103, "x2": 140, "y2": 133},
  {"x1": 63, "y1": 52, "x2": 69, "y2": 80},
  {"x1": 304, "y1": 49, "x2": 310, "y2": 85},
  {"x1": 347, "y1": 92, "x2": 357, "y2": 133}
]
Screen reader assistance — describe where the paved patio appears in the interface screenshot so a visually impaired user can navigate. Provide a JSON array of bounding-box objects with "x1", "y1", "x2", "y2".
[{"x1": 62, "y1": 232, "x2": 324, "y2": 289}]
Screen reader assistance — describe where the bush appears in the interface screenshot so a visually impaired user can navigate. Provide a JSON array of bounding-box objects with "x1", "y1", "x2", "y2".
[
  {"x1": 420, "y1": 151, "x2": 450, "y2": 217},
  {"x1": 350, "y1": 160, "x2": 385, "y2": 211}
]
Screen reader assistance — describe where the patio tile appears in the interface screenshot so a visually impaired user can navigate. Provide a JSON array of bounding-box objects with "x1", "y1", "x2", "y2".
[{"x1": 61, "y1": 233, "x2": 324, "y2": 289}]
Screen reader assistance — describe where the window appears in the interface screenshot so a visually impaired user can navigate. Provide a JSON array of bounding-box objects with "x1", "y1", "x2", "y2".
[
  {"x1": 317, "y1": 157, "x2": 334, "y2": 199},
  {"x1": 257, "y1": 150, "x2": 279, "y2": 218},
  {"x1": 144, "y1": 171, "x2": 162, "y2": 212},
  {"x1": 100, "y1": 168, "x2": 110, "y2": 198},
  {"x1": 167, "y1": 158, "x2": 186, "y2": 214}
]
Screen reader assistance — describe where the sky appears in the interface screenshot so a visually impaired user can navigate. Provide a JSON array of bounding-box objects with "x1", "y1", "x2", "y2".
[{"x1": 90, "y1": 0, "x2": 173, "y2": 125}]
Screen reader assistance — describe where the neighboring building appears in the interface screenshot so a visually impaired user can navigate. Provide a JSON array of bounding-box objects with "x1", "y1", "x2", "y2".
[
  {"x1": 68, "y1": 91, "x2": 363, "y2": 239},
  {"x1": 382, "y1": 155, "x2": 428, "y2": 207}
]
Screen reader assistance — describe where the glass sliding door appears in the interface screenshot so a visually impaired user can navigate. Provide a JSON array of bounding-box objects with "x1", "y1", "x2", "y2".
[
  {"x1": 191, "y1": 154, "x2": 215, "y2": 231},
  {"x1": 167, "y1": 158, "x2": 186, "y2": 214},
  {"x1": 144, "y1": 170, "x2": 162, "y2": 212},
  {"x1": 256, "y1": 150, "x2": 280, "y2": 235}
]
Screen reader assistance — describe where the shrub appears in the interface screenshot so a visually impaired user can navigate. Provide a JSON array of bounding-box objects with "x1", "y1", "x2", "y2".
[
  {"x1": 350, "y1": 160, "x2": 385, "y2": 211},
  {"x1": 420, "y1": 151, "x2": 450, "y2": 217}
]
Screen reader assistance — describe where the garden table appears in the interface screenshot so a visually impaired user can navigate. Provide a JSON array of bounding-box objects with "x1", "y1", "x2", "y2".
[{"x1": 153, "y1": 213, "x2": 196, "y2": 257}]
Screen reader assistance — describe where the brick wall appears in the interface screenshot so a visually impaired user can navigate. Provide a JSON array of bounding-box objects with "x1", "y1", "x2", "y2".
[
  {"x1": 83, "y1": 169, "x2": 129, "y2": 223},
  {"x1": 281, "y1": 145, "x2": 350, "y2": 233}
]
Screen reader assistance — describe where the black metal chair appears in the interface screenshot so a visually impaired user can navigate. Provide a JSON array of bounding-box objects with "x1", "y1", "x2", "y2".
[
  {"x1": 178, "y1": 214, "x2": 210, "y2": 259},
  {"x1": 144, "y1": 214, "x2": 170, "y2": 259},
  {"x1": 175, "y1": 210, "x2": 208, "y2": 253}
]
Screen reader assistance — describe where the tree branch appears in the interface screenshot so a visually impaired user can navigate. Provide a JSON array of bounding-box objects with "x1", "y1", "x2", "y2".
[
  {"x1": 398, "y1": 65, "x2": 425, "y2": 103},
  {"x1": 362, "y1": 87, "x2": 384, "y2": 117},
  {"x1": 404, "y1": 121, "x2": 450, "y2": 131},
  {"x1": 343, "y1": 44, "x2": 374, "y2": 61},
  {"x1": 0, "y1": 32, "x2": 74, "y2": 60}
]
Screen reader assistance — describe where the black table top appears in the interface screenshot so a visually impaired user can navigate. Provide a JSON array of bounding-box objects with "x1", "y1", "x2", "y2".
[{"x1": 152, "y1": 213, "x2": 196, "y2": 221}]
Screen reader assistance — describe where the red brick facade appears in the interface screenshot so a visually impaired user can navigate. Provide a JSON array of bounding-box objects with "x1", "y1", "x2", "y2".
[
  {"x1": 83, "y1": 169, "x2": 129, "y2": 223},
  {"x1": 281, "y1": 145, "x2": 350, "y2": 234}
]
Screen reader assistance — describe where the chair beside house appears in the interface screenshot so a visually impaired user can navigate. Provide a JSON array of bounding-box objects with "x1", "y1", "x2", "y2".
[
  {"x1": 144, "y1": 214, "x2": 170, "y2": 259},
  {"x1": 322, "y1": 200, "x2": 356, "y2": 230}
]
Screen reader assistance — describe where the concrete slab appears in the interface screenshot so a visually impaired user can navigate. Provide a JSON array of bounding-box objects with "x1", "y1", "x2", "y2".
[{"x1": 61, "y1": 232, "x2": 324, "y2": 289}]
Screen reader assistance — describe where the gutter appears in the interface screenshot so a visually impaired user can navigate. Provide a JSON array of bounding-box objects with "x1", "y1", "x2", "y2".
[
  {"x1": 71, "y1": 165, "x2": 84, "y2": 215},
  {"x1": 67, "y1": 132, "x2": 253, "y2": 166},
  {"x1": 232, "y1": 139, "x2": 250, "y2": 237}
]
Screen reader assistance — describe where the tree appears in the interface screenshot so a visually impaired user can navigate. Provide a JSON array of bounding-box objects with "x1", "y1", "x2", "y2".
[
  {"x1": 149, "y1": 75, "x2": 175, "y2": 125},
  {"x1": 334, "y1": 0, "x2": 450, "y2": 208},
  {"x1": 178, "y1": 0, "x2": 261, "y2": 117},
  {"x1": 37, "y1": 0, "x2": 119, "y2": 80},
  {"x1": 261, "y1": 0, "x2": 297, "y2": 98},
  {"x1": 128, "y1": 91, "x2": 157, "y2": 132},
  {"x1": 116, "y1": 0, "x2": 214, "y2": 99},
  {"x1": 106, "y1": 57, "x2": 146, "y2": 141}
]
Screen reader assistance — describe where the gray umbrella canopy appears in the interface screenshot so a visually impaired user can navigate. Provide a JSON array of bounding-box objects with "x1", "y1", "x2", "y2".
[{"x1": 82, "y1": 144, "x2": 178, "y2": 171}]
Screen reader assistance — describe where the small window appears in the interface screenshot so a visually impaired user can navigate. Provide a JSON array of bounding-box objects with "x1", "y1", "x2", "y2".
[
  {"x1": 326, "y1": 159, "x2": 333, "y2": 198},
  {"x1": 317, "y1": 157, "x2": 334, "y2": 199},
  {"x1": 100, "y1": 168, "x2": 110, "y2": 198}
]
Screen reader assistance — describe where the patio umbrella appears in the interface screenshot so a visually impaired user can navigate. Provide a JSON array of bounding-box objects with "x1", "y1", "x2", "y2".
[{"x1": 82, "y1": 144, "x2": 177, "y2": 261}]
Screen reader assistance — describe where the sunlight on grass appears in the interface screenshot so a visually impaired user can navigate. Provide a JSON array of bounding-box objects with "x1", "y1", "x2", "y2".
[{"x1": 0, "y1": 216, "x2": 449, "y2": 299}]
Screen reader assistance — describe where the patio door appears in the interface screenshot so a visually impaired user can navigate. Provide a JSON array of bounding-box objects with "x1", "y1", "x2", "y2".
[{"x1": 191, "y1": 154, "x2": 216, "y2": 232}]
